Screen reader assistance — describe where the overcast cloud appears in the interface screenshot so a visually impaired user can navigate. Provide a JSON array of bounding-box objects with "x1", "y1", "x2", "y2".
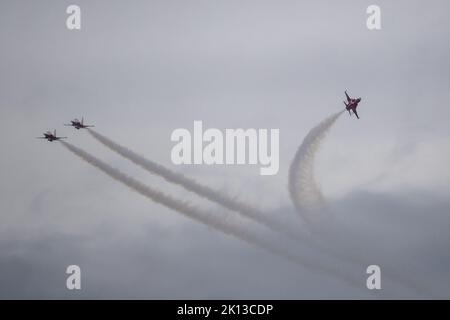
[{"x1": 0, "y1": 0, "x2": 449, "y2": 298}]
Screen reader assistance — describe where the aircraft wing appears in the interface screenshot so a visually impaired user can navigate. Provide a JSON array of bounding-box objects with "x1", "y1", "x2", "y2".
[
  {"x1": 345, "y1": 91, "x2": 351, "y2": 102},
  {"x1": 353, "y1": 109, "x2": 360, "y2": 119}
]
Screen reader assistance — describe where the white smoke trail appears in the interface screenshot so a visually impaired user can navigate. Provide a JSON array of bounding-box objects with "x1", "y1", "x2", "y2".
[
  {"x1": 86, "y1": 129, "x2": 382, "y2": 274},
  {"x1": 86, "y1": 126, "x2": 404, "y2": 284},
  {"x1": 289, "y1": 111, "x2": 344, "y2": 223},
  {"x1": 60, "y1": 141, "x2": 365, "y2": 289},
  {"x1": 85, "y1": 124, "x2": 424, "y2": 295},
  {"x1": 288, "y1": 111, "x2": 382, "y2": 267},
  {"x1": 87, "y1": 129, "x2": 302, "y2": 239},
  {"x1": 87, "y1": 128, "x2": 394, "y2": 277},
  {"x1": 287, "y1": 112, "x2": 429, "y2": 295}
]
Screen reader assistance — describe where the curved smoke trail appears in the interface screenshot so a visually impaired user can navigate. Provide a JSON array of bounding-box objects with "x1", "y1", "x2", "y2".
[
  {"x1": 87, "y1": 129, "x2": 302, "y2": 239},
  {"x1": 60, "y1": 141, "x2": 365, "y2": 289},
  {"x1": 287, "y1": 111, "x2": 429, "y2": 295},
  {"x1": 289, "y1": 111, "x2": 344, "y2": 223}
]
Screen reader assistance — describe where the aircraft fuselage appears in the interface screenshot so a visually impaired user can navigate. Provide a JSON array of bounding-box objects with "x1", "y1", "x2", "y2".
[{"x1": 346, "y1": 100, "x2": 360, "y2": 111}]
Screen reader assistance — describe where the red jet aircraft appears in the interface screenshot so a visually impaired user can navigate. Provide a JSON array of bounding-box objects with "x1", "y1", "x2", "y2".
[
  {"x1": 343, "y1": 91, "x2": 362, "y2": 119},
  {"x1": 64, "y1": 117, "x2": 94, "y2": 130},
  {"x1": 36, "y1": 130, "x2": 67, "y2": 142}
]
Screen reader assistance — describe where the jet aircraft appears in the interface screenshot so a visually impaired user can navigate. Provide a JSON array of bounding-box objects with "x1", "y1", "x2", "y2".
[
  {"x1": 343, "y1": 91, "x2": 362, "y2": 119},
  {"x1": 36, "y1": 130, "x2": 67, "y2": 142},
  {"x1": 64, "y1": 117, "x2": 94, "y2": 130}
]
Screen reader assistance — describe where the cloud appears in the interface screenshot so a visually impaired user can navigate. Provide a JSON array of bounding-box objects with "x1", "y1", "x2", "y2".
[{"x1": 1, "y1": 0, "x2": 449, "y2": 298}]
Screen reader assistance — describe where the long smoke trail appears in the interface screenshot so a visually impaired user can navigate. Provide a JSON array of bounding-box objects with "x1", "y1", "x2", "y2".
[
  {"x1": 85, "y1": 124, "x2": 425, "y2": 294},
  {"x1": 86, "y1": 125, "x2": 421, "y2": 293},
  {"x1": 87, "y1": 127, "x2": 394, "y2": 276},
  {"x1": 289, "y1": 111, "x2": 344, "y2": 223},
  {"x1": 60, "y1": 141, "x2": 365, "y2": 289},
  {"x1": 287, "y1": 112, "x2": 429, "y2": 295},
  {"x1": 87, "y1": 129, "x2": 302, "y2": 239},
  {"x1": 86, "y1": 128, "x2": 387, "y2": 276}
]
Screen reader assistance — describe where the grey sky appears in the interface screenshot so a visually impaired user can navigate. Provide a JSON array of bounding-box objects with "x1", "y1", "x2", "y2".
[{"x1": 0, "y1": 0, "x2": 449, "y2": 298}]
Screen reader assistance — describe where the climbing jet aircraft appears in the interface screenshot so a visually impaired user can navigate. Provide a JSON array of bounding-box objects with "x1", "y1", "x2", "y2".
[{"x1": 343, "y1": 91, "x2": 362, "y2": 119}]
